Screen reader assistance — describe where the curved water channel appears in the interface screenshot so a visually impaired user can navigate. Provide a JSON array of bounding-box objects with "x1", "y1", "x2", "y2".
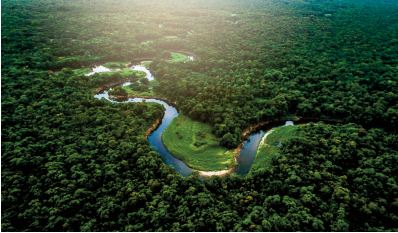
[{"x1": 93, "y1": 63, "x2": 293, "y2": 176}]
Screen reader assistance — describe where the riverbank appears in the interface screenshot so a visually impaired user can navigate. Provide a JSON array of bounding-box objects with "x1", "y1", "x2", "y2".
[
  {"x1": 198, "y1": 167, "x2": 235, "y2": 177},
  {"x1": 250, "y1": 125, "x2": 298, "y2": 173},
  {"x1": 92, "y1": 59, "x2": 345, "y2": 178},
  {"x1": 145, "y1": 118, "x2": 162, "y2": 137},
  {"x1": 240, "y1": 116, "x2": 344, "y2": 142}
]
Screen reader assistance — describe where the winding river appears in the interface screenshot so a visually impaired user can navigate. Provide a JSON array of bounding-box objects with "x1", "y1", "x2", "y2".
[{"x1": 93, "y1": 63, "x2": 293, "y2": 177}]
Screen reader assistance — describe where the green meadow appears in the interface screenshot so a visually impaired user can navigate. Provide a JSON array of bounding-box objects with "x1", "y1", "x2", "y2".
[
  {"x1": 162, "y1": 115, "x2": 235, "y2": 171},
  {"x1": 251, "y1": 125, "x2": 299, "y2": 173},
  {"x1": 168, "y1": 52, "x2": 190, "y2": 63}
]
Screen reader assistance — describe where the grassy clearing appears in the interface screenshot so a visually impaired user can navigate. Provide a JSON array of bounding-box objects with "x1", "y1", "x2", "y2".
[
  {"x1": 121, "y1": 78, "x2": 157, "y2": 97},
  {"x1": 168, "y1": 52, "x2": 190, "y2": 63},
  {"x1": 122, "y1": 84, "x2": 154, "y2": 97},
  {"x1": 72, "y1": 67, "x2": 91, "y2": 76},
  {"x1": 102, "y1": 61, "x2": 127, "y2": 69},
  {"x1": 95, "y1": 68, "x2": 145, "y2": 79},
  {"x1": 162, "y1": 115, "x2": 235, "y2": 171},
  {"x1": 83, "y1": 61, "x2": 145, "y2": 79},
  {"x1": 251, "y1": 125, "x2": 299, "y2": 173},
  {"x1": 120, "y1": 68, "x2": 143, "y2": 78}
]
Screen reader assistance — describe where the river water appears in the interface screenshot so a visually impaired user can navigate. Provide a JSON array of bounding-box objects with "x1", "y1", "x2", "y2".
[{"x1": 93, "y1": 63, "x2": 292, "y2": 176}]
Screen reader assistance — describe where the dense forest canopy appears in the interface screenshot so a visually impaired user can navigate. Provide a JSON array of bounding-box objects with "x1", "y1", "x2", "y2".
[{"x1": 2, "y1": 0, "x2": 398, "y2": 231}]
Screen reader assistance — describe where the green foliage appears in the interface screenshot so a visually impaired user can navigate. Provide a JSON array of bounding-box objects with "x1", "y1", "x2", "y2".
[
  {"x1": 168, "y1": 52, "x2": 190, "y2": 63},
  {"x1": 2, "y1": 0, "x2": 398, "y2": 231},
  {"x1": 108, "y1": 86, "x2": 128, "y2": 97},
  {"x1": 162, "y1": 115, "x2": 235, "y2": 171},
  {"x1": 251, "y1": 125, "x2": 299, "y2": 172},
  {"x1": 122, "y1": 83, "x2": 154, "y2": 97},
  {"x1": 94, "y1": 68, "x2": 145, "y2": 80}
]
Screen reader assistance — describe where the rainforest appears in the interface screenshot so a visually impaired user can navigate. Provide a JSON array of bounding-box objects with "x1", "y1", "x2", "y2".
[{"x1": 2, "y1": 0, "x2": 398, "y2": 231}]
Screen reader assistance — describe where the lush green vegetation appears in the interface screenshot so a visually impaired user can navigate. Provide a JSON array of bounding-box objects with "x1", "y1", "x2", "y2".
[
  {"x1": 94, "y1": 67, "x2": 145, "y2": 80},
  {"x1": 251, "y1": 125, "x2": 299, "y2": 172},
  {"x1": 168, "y1": 52, "x2": 190, "y2": 63},
  {"x1": 102, "y1": 62, "x2": 128, "y2": 69},
  {"x1": 122, "y1": 84, "x2": 155, "y2": 97},
  {"x1": 2, "y1": 0, "x2": 398, "y2": 231},
  {"x1": 108, "y1": 86, "x2": 128, "y2": 97},
  {"x1": 162, "y1": 115, "x2": 235, "y2": 171}
]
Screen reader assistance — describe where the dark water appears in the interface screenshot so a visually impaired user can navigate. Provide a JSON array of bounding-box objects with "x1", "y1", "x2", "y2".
[
  {"x1": 95, "y1": 83, "x2": 291, "y2": 177},
  {"x1": 235, "y1": 130, "x2": 265, "y2": 175},
  {"x1": 146, "y1": 100, "x2": 193, "y2": 176}
]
